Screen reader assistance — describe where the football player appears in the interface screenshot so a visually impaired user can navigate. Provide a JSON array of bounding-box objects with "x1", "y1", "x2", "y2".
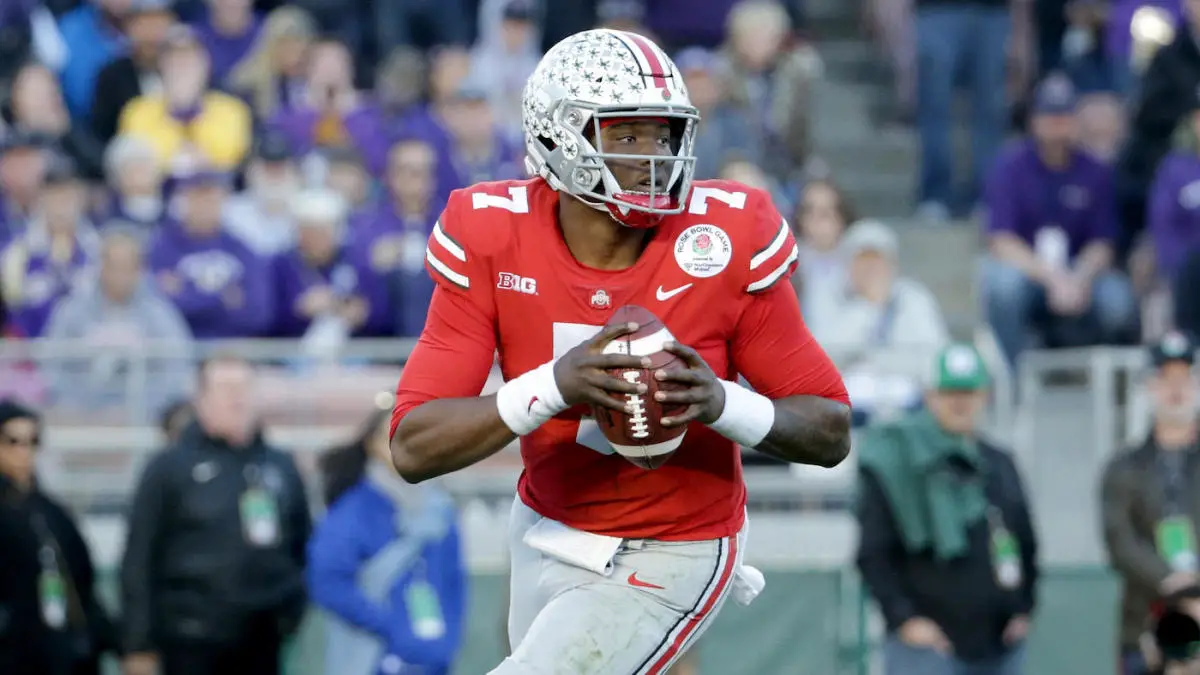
[{"x1": 391, "y1": 29, "x2": 851, "y2": 675}]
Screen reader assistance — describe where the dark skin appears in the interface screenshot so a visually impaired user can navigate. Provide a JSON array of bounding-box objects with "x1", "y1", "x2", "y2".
[{"x1": 391, "y1": 121, "x2": 850, "y2": 482}]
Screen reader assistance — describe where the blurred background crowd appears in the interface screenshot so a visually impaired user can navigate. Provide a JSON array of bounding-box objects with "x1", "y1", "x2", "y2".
[{"x1": 1, "y1": 0, "x2": 1199, "y2": 672}]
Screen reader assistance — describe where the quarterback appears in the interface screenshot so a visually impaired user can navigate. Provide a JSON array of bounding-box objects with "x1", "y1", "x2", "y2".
[{"x1": 391, "y1": 29, "x2": 851, "y2": 674}]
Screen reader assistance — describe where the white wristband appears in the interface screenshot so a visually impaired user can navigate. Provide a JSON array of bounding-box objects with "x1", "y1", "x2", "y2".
[
  {"x1": 709, "y1": 379, "x2": 775, "y2": 448},
  {"x1": 495, "y1": 361, "x2": 569, "y2": 436}
]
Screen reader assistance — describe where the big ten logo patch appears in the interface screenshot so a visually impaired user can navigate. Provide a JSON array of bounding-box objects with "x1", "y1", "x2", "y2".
[{"x1": 497, "y1": 272, "x2": 538, "y2": 295}]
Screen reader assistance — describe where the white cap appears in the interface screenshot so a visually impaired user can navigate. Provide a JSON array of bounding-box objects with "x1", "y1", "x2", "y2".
[
  {"x1": 291, "y1": 188, "x2": 347, "y2": 227},
  {"x1": 842, "y1": 219, "x2": 898, "y2": 258}
]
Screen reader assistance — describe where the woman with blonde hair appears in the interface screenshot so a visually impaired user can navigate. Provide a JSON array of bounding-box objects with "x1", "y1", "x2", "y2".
[{"x1": 228, "y1": 6, "x2": 317, "y2": 119}]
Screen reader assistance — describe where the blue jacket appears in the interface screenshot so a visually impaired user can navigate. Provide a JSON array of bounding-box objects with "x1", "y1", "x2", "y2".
[{"x1": 307, "y1": 468, "x2": 465, "y2": 675}]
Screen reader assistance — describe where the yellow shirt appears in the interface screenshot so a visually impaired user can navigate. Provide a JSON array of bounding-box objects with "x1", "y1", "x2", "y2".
[{"x1": 118, "y1": 92, "x2": 252, "y2": 171}]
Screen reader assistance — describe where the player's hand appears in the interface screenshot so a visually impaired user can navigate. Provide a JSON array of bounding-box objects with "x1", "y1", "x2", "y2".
[
  {"x1": 654, "y1": 341, "x2": 726, "y2": 427},
  {"x1": 554, "y1": 322, "x2": 652, "y2": 412},
  {"x1": 897, "y1": 617, "x2": 952, "y2": 654}
]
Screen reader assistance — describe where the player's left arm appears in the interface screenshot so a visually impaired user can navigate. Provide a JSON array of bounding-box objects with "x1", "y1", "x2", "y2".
[
  {"x1": 657, "y1": 190, "x2": 851, "y2": 467},
  {"x1": 660, "y1": 281, "x2": 851, "y2": 467}
]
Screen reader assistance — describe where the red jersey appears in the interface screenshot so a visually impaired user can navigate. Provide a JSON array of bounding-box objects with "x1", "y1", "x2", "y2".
[{"x1": 392, "y1": 178, "x2": 848, "y2": 541}]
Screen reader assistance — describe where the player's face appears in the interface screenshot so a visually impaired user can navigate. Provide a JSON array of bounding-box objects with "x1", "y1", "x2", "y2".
[
  {"x1": 595, "y1": 120, "x2": 674, "y2": 193},
  {"x1": 1150, "y1": 362, "x2": 1198, "y2": 423},
  {"x1": 925, "y1": 389, "x2": 985, "y2": 434}
]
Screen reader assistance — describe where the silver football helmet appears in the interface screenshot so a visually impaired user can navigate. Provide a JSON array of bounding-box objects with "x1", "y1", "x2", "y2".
[{"x1": 522, "y1": 29, "x2": 699, "y2": 228}]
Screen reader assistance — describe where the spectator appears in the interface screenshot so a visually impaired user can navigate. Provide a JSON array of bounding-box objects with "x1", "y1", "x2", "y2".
[
  {"x1": 57, "y1": 0, "x2": 130, "y2": 119},
  {"x1": 794, "y1": 178, "x2": 854, "y2": 328},
  {"x1": 224, "y1": 130, "x2": 301, "y2": 256},
  {"x1": 913, "y1": 0, "x2": 1019, "y2": 220},
  {"x1": 147, "y1": 170, "x2": 273, "y2": 339},
  {"x1": 1117, "y1": 0, "x2": 1200, "y2": 261},
  {"x1": 857, "y1": 344, "x2": 1038, "y2": 675},
  {"x1": 274, "y1": 188, "x2": 390, "y2": 347},
  {"x1": 90, "y1": 0, "x2": 176, "y2": 145},
  {"x1": 158, "y1": 399, "x2": 193, "y2": 444},
  {"x1": 322, "y1": 146, "x2": 373, "y2": 215},
  {"x1": 119, "y1": 25, "x2": 253, "y2": 171},
  {"x1": 1101, "y1": 332, "x2": 1200, "y2": 675},
  {"x1": 97, "y1": 134, "x2": 166, "y2": 232},
  {"x1": 595, "y1": 0, "x2": 652, "y2": 35},
  {"x1": 352, "y1": 138, "x2": 438, "y2": 337},
  {"x1": 1145, "y1": 585, "x2": 1200, "y2": 675},
  {"x1": 1150, "y1": 93, "x2": 1200, "y2": 340},
  {"x1": 812, "y1": 220, "x2": 948, "y2": 416},
  {"x1": 308, "y1": 398, "x2": 466, "y2": 675},
  {"x1": 0, "y1": 158, "x2": 98, "y2": 338},
  {"x1": 8, "y1": 61, "x2": 105, "y2": 179},
  {"x1": 372, "y1": 0, "x2": 470, "y2": 56},
  {"x1": 865, "y1": 0, "x2": 917, "y2": 124},
  {"x1": 0, "y1": 399, "x2": 120, "y2": 675},
  {"x1": 375, "y1": 46, "x2": 427, "y2": 120},
  {"x1": 442, "y1": 81, "x2": 523, "y2": 186},
  {"x1": 227, "y1": 6, "x2": 316, "y2": 119},
  {"x1": 397, "y1": 45, "x2": 472, "y2": 196},
  {"x1": 678, "y1": 46, "x2": 763, "y2": 181},
  {"x1": 43, "y1": 228, "x2": 192, "y2": 411},
  {"x1": 1076, "y1": 92, "x2": 1127, "y2": 164},
  {"x1": 645, "y1": 0, "x2": 739, "y2": 50},
  {"x1": 719, "y1": 0, "x2": 819, "y2": 184},
  {"x1": 468, "y1": 0, "x2": 540, "y2": 143},
  {"x1": 983, "y1": 74, "x2": 1135, "y2": 367},
  {"x1": 120, "y1": 354, "x2": 310, "y2": 675},
  {"x1": 191, "y1": 0, "x2": 262, "y2": 86},
  {"x1": 269, "y1": 38, "x2": 391, "y2": 177},
  {"x1": 0, "y1": 134, "x2": 49, "y2": 246}
]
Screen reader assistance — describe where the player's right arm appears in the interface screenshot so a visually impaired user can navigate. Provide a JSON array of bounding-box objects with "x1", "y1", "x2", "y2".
[{"x1": 390, "y1": 189, "x2": 648, "y2": 483}]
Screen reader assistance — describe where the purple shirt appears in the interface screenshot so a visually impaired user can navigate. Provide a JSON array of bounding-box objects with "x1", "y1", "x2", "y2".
[
  {"x1": 1148, "y1": 151, "x2": 1200, "y2": 281},
  {"x1": 349, "y1": 202, "x2": 436, "y2": 337},
  {"x1": 985, "y1": 140, "x2": 1118, "y2": 261},
  {"x1": 645, "y1": 0, "x2": 740, "y2": 48},
  {"x1": 3, "y1": 232, "x2": 95, "y2": 337},
  {"x1": 192, "y1": 14, "x2": 264, "y2": 85},
  {"x1": 269, "y1": 103, "x2": 393, "y2": 177},
  {"x1": 271, "y1": 245, "x2": 392, "y2": 337},
  {"x1": 147, "y1": 221, "x2": 274, "y2": 338}
]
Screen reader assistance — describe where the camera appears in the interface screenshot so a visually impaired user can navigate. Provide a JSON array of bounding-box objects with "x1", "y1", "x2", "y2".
[{"x1": 1151, "y1": 587, "x2": 1200, "y2": 674}]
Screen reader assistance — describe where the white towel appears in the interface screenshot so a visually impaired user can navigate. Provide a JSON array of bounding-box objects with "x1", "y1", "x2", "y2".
[{"x1": 522, "y1": 517, "x2": 623, "y2": 577}]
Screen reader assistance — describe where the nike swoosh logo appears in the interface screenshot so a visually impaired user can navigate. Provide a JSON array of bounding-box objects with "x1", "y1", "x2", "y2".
[
  {"x1": 656, "y1": 284, "x2": 693, "y2": 301},
  {"x1": 627, "y1": 571, "x2": 665, "y2": 590},
  {"x1": 528, "y1": 396, "x2": 539, "y2": 414}
]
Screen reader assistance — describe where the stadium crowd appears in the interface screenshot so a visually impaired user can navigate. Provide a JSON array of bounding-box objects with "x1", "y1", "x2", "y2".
[{"x1": 2, "y1": 0, "x2": 1200, "y2": 671}]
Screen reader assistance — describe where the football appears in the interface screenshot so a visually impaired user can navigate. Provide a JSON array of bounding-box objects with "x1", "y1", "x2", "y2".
[{"x1": 593, "y1": 305, "x2": 689, "y2": 469}]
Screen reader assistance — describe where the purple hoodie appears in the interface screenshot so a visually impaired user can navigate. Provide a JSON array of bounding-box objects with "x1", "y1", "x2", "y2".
[{"x1": 1148, "y1": 151, "x2": 1200, "y2": 281}]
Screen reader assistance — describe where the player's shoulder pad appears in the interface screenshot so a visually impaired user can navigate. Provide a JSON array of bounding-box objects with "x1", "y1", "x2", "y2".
[
  {"x1": 690, "y1": 180, "x2": 798, "y2": 295},
  {"x1": 426, "y1": 179, "x2": 535, "y2": 291}
]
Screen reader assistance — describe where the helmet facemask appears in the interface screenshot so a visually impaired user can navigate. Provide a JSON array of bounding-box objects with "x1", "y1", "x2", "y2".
[{"x1": 528, "y1": 99, "x2": 699, "y2": 229}]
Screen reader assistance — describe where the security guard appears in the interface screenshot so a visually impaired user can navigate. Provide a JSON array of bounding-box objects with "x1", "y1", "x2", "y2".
[{"x1": 1102, "y1": 332, "x2": 1200, "y2": 675}]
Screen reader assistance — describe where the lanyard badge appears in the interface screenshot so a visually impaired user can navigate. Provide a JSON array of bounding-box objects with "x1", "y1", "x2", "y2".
[
  {"x1": 405, "y1": 565, "x2": 446, "y2": 640},
  {"x1": 239, "y1": 479, "x2": 281, "y2": 548},
  {"x1": 1157, "y1": 515, "x2": 1200, "y2": 572},
  {"x1": 988, "y1": 507, "x2": 1023, "y2": 590}
]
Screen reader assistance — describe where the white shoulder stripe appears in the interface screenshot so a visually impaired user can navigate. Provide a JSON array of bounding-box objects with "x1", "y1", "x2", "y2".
[
  {"x1": 746, "y1": 244, "x2": 798, "y2": 293},
  {"x1": 426, "y1": 247, "x2": 470, "y2": 288},
  {"x1": 750, "y1": 219, "x2": 789, "y2": 271},
  {"x1": 432, "y1": 221, "x2": 466, "y2": 262}
]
